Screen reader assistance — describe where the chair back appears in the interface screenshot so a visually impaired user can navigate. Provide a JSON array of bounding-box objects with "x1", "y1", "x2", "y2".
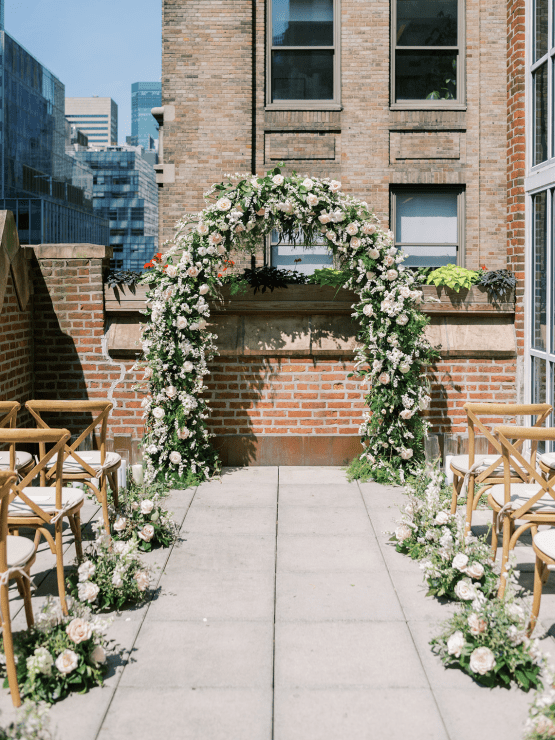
[
  {"x1": 0, "y1": 471, "x2": 17, "y2": 572},
  {"x1": 0, "y1": 403, "x2": 20, "y2": 430},
  {"x1": 495, "y1": 425, "x2": 555, "y2": 517},
  {"x1": 26, "y1": 400, "x2": 113, "y2": 483},
  {"x1": 0, "y1": 429, "x2": 70, "y2": 523},
  {"x1": 464, "y1": 402, "x2": 552, "y2": 482}
]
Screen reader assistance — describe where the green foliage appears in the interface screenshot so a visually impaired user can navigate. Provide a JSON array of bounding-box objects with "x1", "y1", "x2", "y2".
[
  {"x1": 426, "y1": 264, "x2": 481, "y2": 291},
  {"x1": 476, "y1": 269, "x2": 517, "y2": 303},
  {"x1": 112, "y1": 481, "x2": 179, "y2": 552},
  {"x1": 0, "y1": 599, "x2": 111, "y2": 704},
  {"x1": 0, "y1": 701, "x2": 52, "y2": 740},
  {"x1": 105, "y1": 270, "x2": 143, "y2": 289},
  {"x1": 308, "y1": 267, "x2": 351, "y2": 288}
]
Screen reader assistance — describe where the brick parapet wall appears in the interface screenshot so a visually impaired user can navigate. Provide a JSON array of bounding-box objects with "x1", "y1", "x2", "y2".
[{"x1": 0, "y1": 267, "x2": 33, "y2": 427}]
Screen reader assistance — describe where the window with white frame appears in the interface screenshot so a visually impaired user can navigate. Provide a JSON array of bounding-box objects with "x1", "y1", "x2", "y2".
[
  {"x1": 391, "y1": 0, "x2": 464, "y2": 107},
  {"x1": 267, "y1": 229, "x2": 333, "y2": 274},
  {"x1": 391, "y1": 188, "x2": 463, "y2": 267},
  {"x1": 267, "y1": 0, "x2": 339, "y2": 106},
  {"x1": 532, "y1": 0, "x2": 550, "y2": 165}
]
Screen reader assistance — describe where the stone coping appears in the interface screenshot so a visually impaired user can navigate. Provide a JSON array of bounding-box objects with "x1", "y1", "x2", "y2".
[{"x1": 29, "y1": 244, "x2": 113, "y2": 259}]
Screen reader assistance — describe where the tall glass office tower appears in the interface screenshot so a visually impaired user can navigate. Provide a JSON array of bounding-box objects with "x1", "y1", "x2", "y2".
[
  {"x1": 0, "y1": 31, "x2": 108, "y2": 244},
  {"x1": 129, "y1": 82, "x2": 161, "y2": 150}
]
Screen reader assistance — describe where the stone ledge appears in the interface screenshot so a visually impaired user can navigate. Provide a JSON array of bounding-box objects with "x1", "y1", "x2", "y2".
[{"x1": 30, "y1": 244, "x2": 112, "y2": 260}]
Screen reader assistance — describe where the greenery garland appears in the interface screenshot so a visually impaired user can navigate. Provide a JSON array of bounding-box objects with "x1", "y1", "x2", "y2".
[{"x1": 138, "y1": 167, "x2": 437, "y2": 485}]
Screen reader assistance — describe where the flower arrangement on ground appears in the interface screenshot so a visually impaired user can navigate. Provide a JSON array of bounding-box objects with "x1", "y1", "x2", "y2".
[
  {"x1": 112, "y1": 485, "x2": 179, "y2": 552},
  {"x1": 431, "y1": 583, "x2": 545, "y2": 691},
  {"x1": 524, "y1": 682, "x2": 555, "y2": 738},
  {"x1": 0, "y1": 598, "x2": 110, "y2": 704},
  {"x1": 0, "y1": 700, "x2": 52, "y2": 739},
  {"x1": 138, "y1": 166, "x2": 437, "y2": 486},
  {"x1": 67, "y1": 524, "x2": 150, "y2": 611}
]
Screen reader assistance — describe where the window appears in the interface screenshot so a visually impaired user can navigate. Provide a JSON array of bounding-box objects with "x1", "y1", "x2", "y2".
[
  {"x1": 391, "y1": 188, "x2": 464, "y2": 267},
  {"x1": 391, "y1": 0, "x2": 464, "y2": 107},
  {"x1": 267, "y1": 229, "x2": 333, "y2": 274},
  {"x1": 532, "y1": 0, "x2": 551, "y2": 165},
  {"x1": 267, "y1": 0, "x2": 339, "y2": 107}
]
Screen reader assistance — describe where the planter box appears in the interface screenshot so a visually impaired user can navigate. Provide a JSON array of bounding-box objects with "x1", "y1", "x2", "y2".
[{"x1": 421, "y1": 285, "x2": 515, "y2": 314}]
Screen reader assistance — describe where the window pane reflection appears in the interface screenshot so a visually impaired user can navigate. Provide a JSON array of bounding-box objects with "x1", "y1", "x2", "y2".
[
  {"x1": 534, "y1": 62, "x2": 548, "y2": 165},
  {"x1": 533, "y1": 191, "x2": 547, "y2": 350},
  {"x1": 536, "y1": 0, "x2": 549, "y2": 61},
  {"x1": 272, "y1": 0, "x2": 333, "y2": 46},
  {"x1": 397, "y1": 0, "x2": 457, "y2": 46},
  {"x1": 271, "y1": 50, "x2": 333, "y2": 100},
  {"x1": 396, "y1": 51, "x2": 456, "y2": 100}
]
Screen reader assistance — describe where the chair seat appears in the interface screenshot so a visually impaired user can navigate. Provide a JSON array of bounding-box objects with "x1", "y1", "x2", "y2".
[
  {"x1": 489, "y1": 483, "x2": 555, "y2": 513},
  {"x1": 8, "y1": 487, "x2": 84, "y2": 518},
  {"x1": 450, "y1": 454, "x2": 504, "y2": 476},
  {"x1": 6, "y1": 535, "x2": 35, "y2": 567},
  {"x1": 48, "y1": 450, "x2": 121, "y2": 475},
  {"x1": 0, "y1": 451, "x2": 33, "y2": 471},
  {"x1": 533, "y1": 528, "x2": 555, "y2": 560},
  {"x1": 540, "y1": 452, "x2": 555, "y2": 471}
]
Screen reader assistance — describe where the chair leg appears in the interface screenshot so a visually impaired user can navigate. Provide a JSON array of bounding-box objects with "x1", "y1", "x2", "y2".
[
  {"x1": 498, "y1": 516, "x2": 513, "y2": 598},
  {"x1": 465, "y1": 476, "x2": 475, "y2": 535},
  {"x1": 529, "y1": 556, "x2": 547, "y2": 635},
  {"x1": 100, "y1": 476, "x2": 110, "y2": 533},
  {"x1": 490, "y1": 511, "x2": 499, "y2": 559},
  {"x1": 55, "y1": 524, "x2": 68, "y2": 615},
  {"x1": 110, "y1": 471, "x2": 119, "y2": 510},
  {"x1": 450, "y1": 474, "x2": 462, "y2": 515},
  {"x1": 0, "y1": 584, "x2": 21, "y2": 707},
  {"x1": 15, "y1": 575, "x2": 34, "y2": 629},
  {"x1": 68, "y1": 513, "x2": 83, "y2": 561}
]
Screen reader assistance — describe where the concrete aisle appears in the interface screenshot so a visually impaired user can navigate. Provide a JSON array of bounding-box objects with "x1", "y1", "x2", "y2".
[{"x1": 0, "y1": 466, "x2": 550, "y2": 739}]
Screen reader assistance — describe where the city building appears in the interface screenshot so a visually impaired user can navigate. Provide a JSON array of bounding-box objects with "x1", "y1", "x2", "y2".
[
  {"x1": 65, "y1": 97, "x2": 118, "y2": 148},
  {"x1": 128, "y1": 81, "x2": 161, "y2": 152},
  {"x1": 70, "y1": 145, "x2": 158, "y2": 270},
  {"x1": 0, "y1": 31, "x2": 108, "y2": 245}
]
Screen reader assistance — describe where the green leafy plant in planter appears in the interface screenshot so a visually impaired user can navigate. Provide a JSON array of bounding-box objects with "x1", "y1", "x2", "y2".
[
  {"x1": 105, "y1": 270, "x2": 143, "y2": 289},
  {"x1": 476, "y1": 269, "x2": 517, "y2": 303},
  {"x1": 308, "y1": 267, "x2": 351, "y2": 288},
  {"x1": 426, "y1": 264, "x2": 481, "y2": 291}
]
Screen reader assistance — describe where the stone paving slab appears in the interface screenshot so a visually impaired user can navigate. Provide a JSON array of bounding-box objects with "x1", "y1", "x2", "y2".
[{"x1": 0, "y1": 467, "x2": 551, "y2": 739}]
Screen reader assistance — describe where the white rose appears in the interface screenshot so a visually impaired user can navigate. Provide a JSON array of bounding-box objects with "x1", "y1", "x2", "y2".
[
  {"x1": 469, "y1": 646, "x2": 495, "y2": 675},
  {"x1": 78, "y1": 560, "x2": 96, "y2": 582},
  {"x1": 141, "y1": 499, "x2": 155, "y2": 515},
  {"x1": 272, "y1": 174, "x2": 284, "y2": 186},
  {"x1": 434, "y1": 511, "x2": 450, "y2": 525},
  {"x1": 78, "y1": 581, "x2": 100, "y2": 603},
  {"x1": 452, "y1": 553, "x2": 469, "y2": 572},
  {"x1": 183, "y1": 361, "x2": 194, "y2": 372},
  {"x1": 346, "y1": 223, "x2": 358, "y2": 236},
  {"x1": 166, "y1": 265, "x2": 177, "y2": 278},
  {"x1": 362, "y1": 222, "x2": 376, "y2": 235},
  {"x1": 165, "y1": 386, "x2": 177, "y2": 399},
  {"x1": 176, "y1": 316, "x2": 188, "y2": 329},
  {"x1": 318, "y1": 213, "x2": 331, "y2": 224},
  {"x1": 302, "y1": 178, "x2": 314, "y2": 190},
  {"x1": 467, "y1": 613, "x2": 488, "y2": 636},
  {"x1": 198, "y1": 319, "x2": 208, "y2": 330},
  {"x1": 66, "y1": 618, "x2": 93, "y2": 644},
  {"x1": 187, "y1": 266, "x2": 200, "y2": 278},
  {"x1": 178, "y1": 427, "x2": 190, "y2": 439},
  {"x1": 386, "y1": 269, "x2": 398, "y2": 281},
  {"x1": 197, "y1": 222, "x2": 209, "y2": 235},
  {"x1": 362, "y1": 304, "x2": 374, "y2": 317},
  {"x1": 199, "y1": 284, "x2": 210, "y2": 295},
  {"x1": 369, "y1": 248, "x2": 380, "y2": 259},
  {"x1": 396, "y1": 314, "x2": 409, "y2": 326},
  {"x1": 330, "y1": 180, "x2": 341, "y2": 191},
  {"x1": 395, "y1": 524, "x2": 412, "y2": 542},
  {"x1": 366, "y1": 271, "x2": 375, "y2": 280},
  {"x1": 465, "y1": 561, "x2": 485, "y2": 580},
  {"x1": 146, "y1": 444, "x2": 158, "y2": 455},
  {"x1": 209, "y1": 232, "x2": 223, "y2": 246},
  {"x1": 55, "y1": 649, "x2": 79, "y2": 675},
  {"x1": 206, "y1": 246, "x2": 216, "y2": 255},
  {"x1": 234, "y1": 224, "x2": 245, "y2": 234},
  {"x1": 169, "y1": 451, "x2": 182, "y2": 465},
  {"x1": 216, "y1": 197, "x2": 232, "y2": 211},
  {"x1": 112, "y1": 572, "x2": 124, "y2": 588},
  {"x1": 113, "y1": 516, "x2": 127, "y2": 532},
  {"x1": 307, "y1": 194, "x2": 319, "y2": 206},
  {"x1": 447, "y1": 630, "x2": 465, "y2": 657},
  {"x1": 384, "y1": 255, "x2": 395, "y2": 267},
  {"x1": 351, "y1": 237, "x2": 361, "y2": 248},
  {"x1": 152, "y1": 407, "x2": 165, "y2": 419},
  {"x1": 454, "y1": 579, "x2": 476, "y2": 601},
  {"x1": 135, "y1": 570, "x2": 150, "y2": 591},
  {"x1": 400, "y1": 286, "x2": 411, "y2": 298},
  {"x1": 90, "y1": 645, "x2": 106, "y2": 665},
  {"x1": 400, "y1": 409, "x2": 413, "y2": 420},
  {"x1": 400, "y1": 448, "x2": 413, "y2": 460},
  {"x1": 399, "y1": 363, "x2": 411, "y2": 374},
  {"x1": 138, "y1": 524, "x2": 155, "y2": 543},
  {"x1": 378, "y1": 372, "x2": 390, "y2": 384},
  {"x1": 143, "y1": 366, "x2": 152, "y2": 380},
  {"x1": 331, "y1": 210, "x2": 345, "y2": 223}
]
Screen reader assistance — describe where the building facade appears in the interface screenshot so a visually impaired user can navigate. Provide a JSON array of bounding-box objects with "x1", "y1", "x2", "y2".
[
  {"x1": 71, "y1": 145, "x2": 158, "y2": 270},
  {"x1": 65, "y1": 97, "x2": 118, "y2": 148},
  {"x1": 0, "y1": 32, "x2": 108, "y2": 245},
  {"x1": 128, "y1": 81, "x2": 161, "y2": 152}
]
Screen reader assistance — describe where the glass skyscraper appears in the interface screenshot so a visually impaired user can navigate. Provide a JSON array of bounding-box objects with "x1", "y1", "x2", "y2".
[
  {"x1": 71, "y1": 146, "x2": 158, "y2": 270},
  {"x1": 0, "y1": 31, "x2": 108, "y2": 244},
  {"x1": 129, "y1": 82, "x2": 161, "y2": 151}
]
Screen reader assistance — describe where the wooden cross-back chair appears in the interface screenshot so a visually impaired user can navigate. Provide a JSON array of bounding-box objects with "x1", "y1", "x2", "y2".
[
  {"x1": 450, "y1": 402, "x2": 553, "y2": 533},
  {"x1": 0, "y1": 428, "x2": 84, "y2": 614},
  {"x1": 492, "y1": 425, "x2": 555, "y2": 597},
  {"x1": 25, "y1": 400, "x2": 121, "y2": 532},
  {"x1": 0, "y1": 470, "x2": 36, "y2": 706},
  {"x1": 0, "y1": 402, "x2": 34, "y2": 475}
]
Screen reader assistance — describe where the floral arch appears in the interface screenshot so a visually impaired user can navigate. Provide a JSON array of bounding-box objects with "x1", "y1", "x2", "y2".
[{"x1": 139, "y1": 168, "x2": 436, "y2": 486}]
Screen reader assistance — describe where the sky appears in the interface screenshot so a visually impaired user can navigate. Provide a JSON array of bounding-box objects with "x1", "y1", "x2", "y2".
[{"x1": 5, "y1": 0, "x2": 162, "y2": 144}]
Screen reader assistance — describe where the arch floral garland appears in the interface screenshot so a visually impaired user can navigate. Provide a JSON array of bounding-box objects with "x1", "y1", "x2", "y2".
[{"x1": 139, "y1": 167, "x2": 437, "y2": 486}]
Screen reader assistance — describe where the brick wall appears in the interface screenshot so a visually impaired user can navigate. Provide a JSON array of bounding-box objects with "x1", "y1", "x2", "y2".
[{"x1": 0, "y1": 267, "x2": 33, "y2": 425}]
